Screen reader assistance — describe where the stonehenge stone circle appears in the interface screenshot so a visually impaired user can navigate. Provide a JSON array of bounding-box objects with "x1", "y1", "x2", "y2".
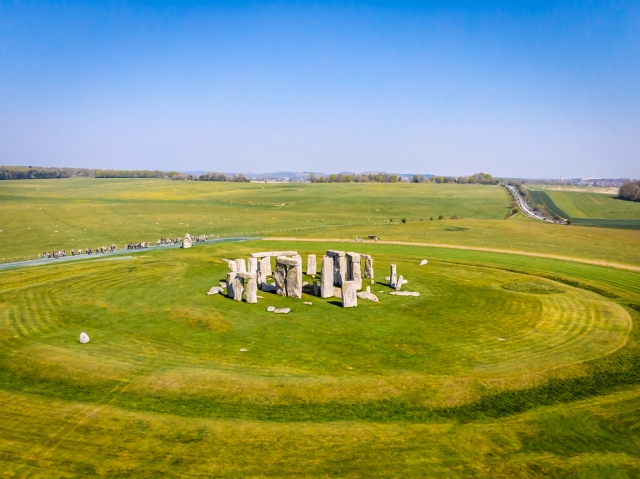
[
  {"x1": 79, "y1": 332, "x2": 90, "y2": 344},
  {"x1": 341, "y1": 280, "x2": 357, "y2": 308},
  {"x1": 306, "y1": 254, "x2": 317, "y2": 276},
  {"x1": 356, "y1": 290, "x2": 379, "y2": 302},
  {"x1": 320, "y1": 255, "x2": 334, "y2": 298}
]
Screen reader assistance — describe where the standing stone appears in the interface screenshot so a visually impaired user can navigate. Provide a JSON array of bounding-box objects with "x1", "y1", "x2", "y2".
[
  {"x1": 341, "y1": 281, "x2": 357, "y2": 308},
  {"x1": 264, "y1": 256, "x2": 273, "y2": 277},
  {"x1": 321, "y1": 256, "x2": 334, "y2": 298},
  {"x1": 235, "y1": 259, "x2": 247, "y2": 273},
  {"x1": 346, "y1": 252, "x2": 362, "y2": 290},
  {"x1": 337, "y1": 256, "x2": 347, "y2": 286},
  {"x1": 313, "y1": 280, "x2": 319, "y2": 296},
  {"x1": 326, "y1": 250, "x2": 347, "y2": 286},
  {"x1": 231, "y1": 275, "x2": 244, "y2": 301},
  {"x1": 245, "y1": 275, "x2": 258, "y2": 304},
  {"x1": 306, "y1": 254, "x2": 317, "y2": 276},
  {"x1": 363, "y1": 254, "x2": 374, "y2": 283},
  {"x1": 286, "y1": 264, "x2": 302, "y2": 299},
  {"x1": 226, "y1": 272, "x2": 237, "y2": 298},
  {"x1": 274, "y1": 261, "x2": 287, "y2": 296},
  {"x1": 248, "y1": 257, "x2": 258, "y2": 276},
  {"x1": 228, "y1": 261, "x2": 237, "y2": 273},
  {"x1": 79, "y1": 332, "x2": 90, "y2": 344},
  {"x1": 390, "y1": 264, "x2": 397, "y2": 288},
  {"x1": 395, "y1": 275, "x2": 404, "y2": 291},
  {"x1": 182, "y1": 234, "x2": 192, "y2": 249},
  {"x1": 257, "y1": 257, "x2": 267, "y2": 288}
]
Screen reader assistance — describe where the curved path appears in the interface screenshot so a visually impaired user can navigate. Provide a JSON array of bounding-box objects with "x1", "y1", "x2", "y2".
[
  {"x1": 2, "y1": 235, "x2": 639, "y2": 274},
  {"x1": 265, "y1": 237, "x2": 640, "y2": 273},
  {"x1": 506, "y1": 184, "x2": 551, "y2": 222}
]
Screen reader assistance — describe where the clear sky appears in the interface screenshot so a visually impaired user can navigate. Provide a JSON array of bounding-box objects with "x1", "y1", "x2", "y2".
[{"x1": 0, "y1": 1, "x2": 638, "y2": 177}]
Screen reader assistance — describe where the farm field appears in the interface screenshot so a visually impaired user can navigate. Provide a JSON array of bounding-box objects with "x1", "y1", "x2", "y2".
[
  {"x1": 1, "y1": 239, "x2": 640, "y2": 477},
  {"x1": 3, "y1": 179, "x2": 640, "y2": 266},
  {"x1": 544, "y1": 190, "x2": 640, "y2": 220},
  {"x1": 533, "y1": 184, "x2": 619, "y2": 195}
]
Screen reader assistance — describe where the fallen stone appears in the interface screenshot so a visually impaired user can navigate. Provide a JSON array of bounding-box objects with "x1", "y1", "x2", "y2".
[
  {"x1": 267, "y1": 306, "x2": 275, "y2": 312},
  {"x1": 420, "y1": 259, "x2": 428, "y2": 265},
  {"x1": 274, "y1": 308, "x2": 291, "y2": 314},
  {"x1": 357, "y1": 291, "x2": 379, "y2": 302},
  {"x1": 239, "y1": 348, "x2": 248, "y2": 352},
  {"x1": 333, "y1": 286, "x2": 342, "y2": 298},
  {"x1": 262, "y1": 283, "x2": 277, "y2": 293},
  {"x1": 256, "y1": 295, "x2": 265, "y2": 299},
  {"x1": 219, "y1": 281, "x2": 227, "y2": 288},
  {"x1": 303, "y1": 302, "x2": 312, "y2": 305},
  {"x1": 207, "y1": 286, "x2": 224, "y2": 295},
  {"x1": 79, "y1": 332, "x2": 90, "y2": 344},
  {"x1": 384, "y1": 276, "x2": 390, "y2": 281},
  {"x1": 389, "y1": 291, "x2": 420, "y2": 297}
]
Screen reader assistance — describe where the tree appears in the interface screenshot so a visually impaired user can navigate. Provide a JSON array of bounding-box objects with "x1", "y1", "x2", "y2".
[{"x1": 618, "y1": 181, "x2": 640, "y2": 202}]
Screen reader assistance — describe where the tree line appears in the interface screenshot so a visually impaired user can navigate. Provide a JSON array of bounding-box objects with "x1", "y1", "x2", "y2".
[
  {"x1": 308, "y1": 172, "x2": 498, "y2": 184},
  {"x1": 618, "y1": 181, "x2": 640, "y2": 202},
  {"x1": 169, "y1": 172, "x2": 249, "y2": 182}
]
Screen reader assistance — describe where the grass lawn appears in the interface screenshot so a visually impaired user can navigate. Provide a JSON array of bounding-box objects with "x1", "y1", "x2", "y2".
[{"x1": 1, "y1": 240, "x2": 640, "y2": 477}]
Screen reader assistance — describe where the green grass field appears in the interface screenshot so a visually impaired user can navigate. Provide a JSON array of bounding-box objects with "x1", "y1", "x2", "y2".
[
  {"x1": 1, "y1": 240, "x2": 640, "y2": 477},
  {"x1": 2, "y1": 179, "x2": 640, "y2": 477},
  {"x1": 3, "y1": 178, "x2": 640, "y2": 265}
]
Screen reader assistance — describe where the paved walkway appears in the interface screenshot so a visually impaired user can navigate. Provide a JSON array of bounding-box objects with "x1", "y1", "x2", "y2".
[{"x1": 0, "y1": 237, "x2": 258, "y2": 272}]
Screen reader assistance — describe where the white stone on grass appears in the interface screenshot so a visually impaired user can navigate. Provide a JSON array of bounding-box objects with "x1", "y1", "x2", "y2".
[
  {"x1": 274, "y1": 308, "x2": 291, "y2": 314},
  {"x1": 389, "y1": 291, "x2": 420, "y2": 297},
  {"x1": 420, "y1": 259, "x2": 428, "y2": 265},
  {"x1": 341, "y1": 280, "x2": 357, "y2": 308},
  {"x1": 207, "y1": 286, "x2": 224, "y2": 295},
  {"x1": 79, "y1": 332, "x2": 90, "y2": 344},
  {"x1": 395, "y1": 275, "x2": 404, "y2": 291},
  {"x1": 267, "y1": 306, "x2": 275, "y2": 312},
  {"x1": 239, "y1": 348, "x2": 248, "y2": 352},
  {"x1": 303, "y1": 302, "x2": 312, "y2": 305},
  {"x1": 356, "y1": 291, "x2": 379, "y2": 302}
]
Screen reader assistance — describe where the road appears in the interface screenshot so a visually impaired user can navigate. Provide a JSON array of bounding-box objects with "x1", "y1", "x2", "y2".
[{"x1": 505, "y1": 184, "x2": 552, "y2": 222}]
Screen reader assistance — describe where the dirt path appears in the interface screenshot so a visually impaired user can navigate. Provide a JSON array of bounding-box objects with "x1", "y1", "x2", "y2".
[{"x1": 264, "y1": 237, "x2": 640, "y2": 273}]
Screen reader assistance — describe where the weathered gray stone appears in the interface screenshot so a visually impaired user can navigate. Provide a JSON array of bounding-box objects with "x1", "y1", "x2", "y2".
[
  {"x1": 363, "y1": 254, "x2": 374, "y2": 282},
  {"x1": 231, "y1": 276, "x2": 244, "y2": 301},
  {"x1": 267, "y1": 306, "x2": 275, "y2": 312},
  {"x1": 306, "y1": 254, "x2": 317, "y2": 276},
  {"x1": 326, "y1": 250, "x2": 347, "y2": 285},
  {"x1": 274, "y1": 308, "x2": 290, "y2": 314},
  {"x1": 303, "y1": 301, "x2": 312, "y2": 305},
  {"x1": 320, "y1": 256, "x2": 334, "y2": 298},
  {"x1": 341, "y1": 281, "x2": 357, "y2": 308},
  {"x1": 79, "y1": 332, "x2": 90, "y2": 344},
  {"x1": 182, "y1": 235, "x2": 192, "y2": 248},
  {"x1": 235, "y1": 259, "x2": 247, "y2": 273},
  {"x1": 276, "y1": 256, "x2": 302, "y2": 267},
  {"x1": 207, "y1": 286, "x2": 224, "y2": 295},
  {"x1": 286, "y1": 264, "x2": 302, "y2": 299},
  {"x1": 346, "y1": 252, "x2": 362, "y2": 290},
  {"x1": 389, "y1": 291, "x2": 420, "y2": 297},
  {"x1": 245, "y1": 276, "x2": 258, "y2": 304},
  {"x1": 250, "y1": 251, "x2": 298, "y2": 258},
  {"x1": 333, "y1": 286, "x2": 342, "y2": 298},
  {"x1": 395, "y1": 275, "x2": 404, "y2": 291},
  {"x1": 337, "y1": 256, "x2": 347, "y2": 285},
  {"x1": 390, "y1": 264, "x2": 397, "y2": 288},
  {"x1": 228, "y1": 261, "x2": 237, "y2": 273},
  {"x1": 420, "y1": 259, "x2": 428, "y2": 265},
  {"x1": 262, "y1": 283, "x2": 277, "y2": 292},
  {"x1": 357, "y1": 291, "x2": 379, "y2": 302},
  {"x1": 302, "y1": 283, "x2": 316, "y2": 295},
  {"x1": 274, "y1": 262, "x2": 287, "y2": 296},
  {"x1": 226, "y1": 272, "x2": 237, "y2": 298},
  {"x1": 248, "y1": 257, "x2": 258, "y2": 276}
]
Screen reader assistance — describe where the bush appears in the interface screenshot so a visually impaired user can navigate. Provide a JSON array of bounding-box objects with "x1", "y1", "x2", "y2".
[
  {"x1": 401, "y1": 218, "x2": 407, "y2": 223},
  {"x1": 438, "y1": 215, "x2": 444, "y2": 220},
  {"x1": 618, "y1": 181, "x2": 640, "y2": 202},
  {"x1": 451, "y1": 215, "x2": 459, "y2": 219}
]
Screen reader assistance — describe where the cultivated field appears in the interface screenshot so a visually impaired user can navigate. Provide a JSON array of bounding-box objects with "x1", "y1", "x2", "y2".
[{"x1": 1, "y1": 179, "x2": 640, "y2": 477}]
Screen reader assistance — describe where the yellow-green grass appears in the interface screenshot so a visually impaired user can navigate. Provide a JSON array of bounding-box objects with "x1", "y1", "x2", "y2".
[
  {"x1": 0, "y1": 178, "x2": 507, "y2": 260},
  {"x1": 540, "y1": 190, "x2": 640, "y2": 220},
  {"x1": 1, "y1": 240, "x2": 640, "y2": 476},
  {"x1": 3, "y1": 178, "x2": 640, "y2": 267}
]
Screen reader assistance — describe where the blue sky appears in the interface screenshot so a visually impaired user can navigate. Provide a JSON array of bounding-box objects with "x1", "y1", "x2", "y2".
[{"x1": 0, "y1": 1, "x2": 638, "y2": 177}]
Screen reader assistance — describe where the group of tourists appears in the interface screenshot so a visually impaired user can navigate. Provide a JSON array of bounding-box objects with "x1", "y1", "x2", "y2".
[
  {"x1": 41, "y1": 245, "x2": 117, "y2": 259},
  {"x1": 38, "y1": 232, "x2": 214, "y2": 260}
]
